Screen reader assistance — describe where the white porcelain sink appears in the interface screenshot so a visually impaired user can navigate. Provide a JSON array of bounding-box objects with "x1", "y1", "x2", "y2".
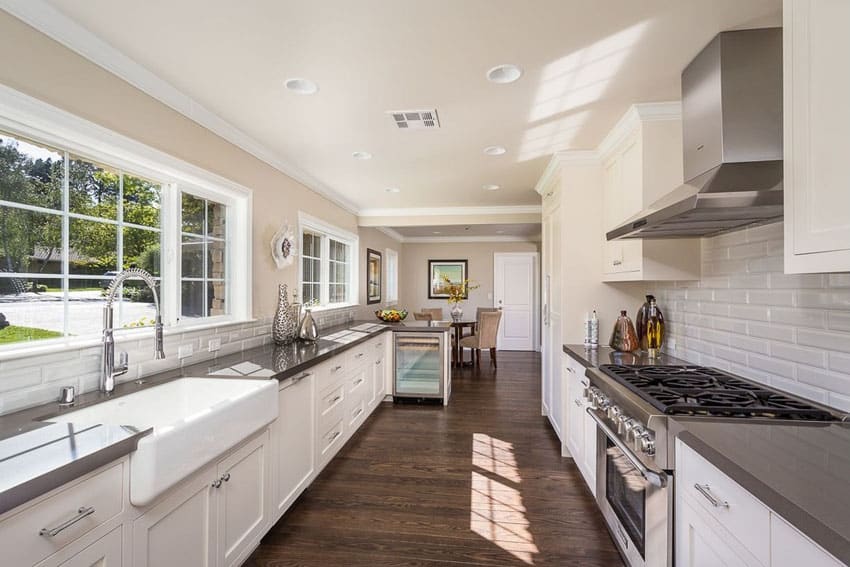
[{"x1": 46, "y1": 377, "x2": 278, "y2": 506}]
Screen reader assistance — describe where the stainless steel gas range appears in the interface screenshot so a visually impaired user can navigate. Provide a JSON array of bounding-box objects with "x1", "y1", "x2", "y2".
[{"x1": 583, "y1": 364, "x2": 844, "y2": 567}]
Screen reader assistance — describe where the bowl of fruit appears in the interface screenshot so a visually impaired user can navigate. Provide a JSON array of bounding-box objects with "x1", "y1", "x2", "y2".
[{"x1": 375, "y1": 309, "x2": 408, "y2": 323}]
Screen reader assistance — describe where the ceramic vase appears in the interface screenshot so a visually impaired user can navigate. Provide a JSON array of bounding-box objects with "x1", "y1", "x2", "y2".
[
  {"x1": 272, "y1": 284, "x2": 299, "y2": 345},
  {"x1": 450, "y1": 303, "x2": 463, "y2": 322}
]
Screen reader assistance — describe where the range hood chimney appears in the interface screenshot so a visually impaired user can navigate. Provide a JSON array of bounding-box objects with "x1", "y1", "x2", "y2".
[{"x1": 607, "y1": 28, "x2": 783, "y2": 240}]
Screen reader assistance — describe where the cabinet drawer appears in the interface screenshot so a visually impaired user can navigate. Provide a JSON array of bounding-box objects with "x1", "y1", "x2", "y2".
[
  {"x1": 318, "y1": 382, "x2": 345, "y2": 420},
  {"x1": 318, "y1": 416, "x2": 344, "y2": 463},
  {"x1": 346, "y1": 345, "x2": 370, "y2": 369},
  {"x1": 677, "y1": 440, "x2": 770, "y2": 565},
  {"x1": 0, "y1": 459, "x2": 125, "y2": 567},
  {"x1": 347, "y1": 369, "x2": 368, "y2": 396}
]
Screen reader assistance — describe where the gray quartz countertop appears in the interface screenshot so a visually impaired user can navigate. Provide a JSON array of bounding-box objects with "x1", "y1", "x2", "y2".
[
  {"x1": 0, "y1": 319, "x2": 430, "y2": 515},
  {"x1": 562, "y1": 344, "x2": 690, "y2": 367},
  {"x1": 670, "y1": 418, "x2": 850, "y2": 564}
]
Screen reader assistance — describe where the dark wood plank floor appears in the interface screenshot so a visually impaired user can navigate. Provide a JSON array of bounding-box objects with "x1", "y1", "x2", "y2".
[{"x1": 244, "y1": 351, "x2": 624, "y2": 567}]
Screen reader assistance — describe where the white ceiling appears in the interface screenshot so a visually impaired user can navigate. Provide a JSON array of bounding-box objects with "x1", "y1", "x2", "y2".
[
  {"x1": 40, "y1": 0, "x2": 781, "y2": 213},
  {"x1": 391, "y1": 223, "x2": 541, "y2": 239}
]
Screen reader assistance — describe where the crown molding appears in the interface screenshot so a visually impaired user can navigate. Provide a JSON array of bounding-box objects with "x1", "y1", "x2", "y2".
[
  {"x1": 358, "y1": 204, "x2": 542, "y2": 218},
  {"x1": 535, "y1": 150, "x2": 603, "y2": 194},
  {"x1": 597, "y1": 101, "x2": 681, "y2": 161},
  {"x1": 0, "y1": 0, "x2": 360, "y2": 215},
  {"x1": 374, "y1": 226, "x2": 405, "y2": 242},
  {"x1": 402, "y1": 235, "x2": 540, "y2": 244}
]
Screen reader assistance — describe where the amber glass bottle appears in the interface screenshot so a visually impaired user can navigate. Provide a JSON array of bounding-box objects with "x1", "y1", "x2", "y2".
[{"x1": 646, "y1": 298, "x2": 664, "y2": 357}]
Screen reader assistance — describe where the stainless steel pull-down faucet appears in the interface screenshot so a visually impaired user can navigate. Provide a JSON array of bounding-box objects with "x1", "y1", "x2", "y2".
[{"x1": 100, "y1": 268, "x2": 165, "y2": 393}]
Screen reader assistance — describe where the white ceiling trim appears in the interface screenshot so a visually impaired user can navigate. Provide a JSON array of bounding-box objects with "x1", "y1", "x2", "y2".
[
  {"x1": 534, "y1": 150, "x2": 600, "y2": 195},
  {"x1": 0, "y1": 0, "x2": 361, "y2": 214},
  {"x1": 358, "y1": 205, "x2": 542, "y2": 218},
  {"x1": 597, "y1": 101, "x2": 681, "y2": 161},
  {"x1": 374, "y1": 227, "x2": 405, "y2": 242},
  {"x1": 402, "y1": 235, "x2": 541, "y2": 244}
]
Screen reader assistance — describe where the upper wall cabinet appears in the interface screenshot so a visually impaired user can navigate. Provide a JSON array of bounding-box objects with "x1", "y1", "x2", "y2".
[
  {"x1": 600, "y1": 104, "x2": 701, "y2": 281},
  {"x1": 784, "y1": 0, "x2": 850, "y2": 273}
]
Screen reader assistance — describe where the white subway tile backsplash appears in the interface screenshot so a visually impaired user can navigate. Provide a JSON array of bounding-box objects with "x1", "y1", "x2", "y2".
[{"x1": 653, "y1": 222, "x2": 850, "y2": 411}]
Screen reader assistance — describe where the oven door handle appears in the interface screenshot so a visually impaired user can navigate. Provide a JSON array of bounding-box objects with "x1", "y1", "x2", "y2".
[{"x1": 586, "y1": 408, "x2": 668, "y2": 489}]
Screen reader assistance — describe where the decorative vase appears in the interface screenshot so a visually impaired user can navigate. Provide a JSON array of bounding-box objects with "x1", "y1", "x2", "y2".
[
  {"x1": 272, "y1": 284, "x2": 299, "y2": 345},
  {"x1": 609, "y1": 310, "x2": 639, "y2": 352},
  {"x1": 450, "y1": 303, "x2": 463, "y2": 322},
  {"x1": 298, "y1": 308, "x2": 319, "y2": 341}
]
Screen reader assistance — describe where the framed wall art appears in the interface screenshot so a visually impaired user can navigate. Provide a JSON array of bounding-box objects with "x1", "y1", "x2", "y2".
[
  {"x1": 428, "y1": 259, "x2": 468, "y2": 299},
  {"x1": 366, "y1": 248, "x2": 382, "y2": 304}
]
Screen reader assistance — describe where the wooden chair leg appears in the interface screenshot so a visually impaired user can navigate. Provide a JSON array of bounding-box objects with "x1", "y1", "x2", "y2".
[
  {"x1": 490, "y1": 347, "x2": 497, "y2": 368},
  {"x1": 476, "y1": 348, "x2": 480, "y2": 367}
]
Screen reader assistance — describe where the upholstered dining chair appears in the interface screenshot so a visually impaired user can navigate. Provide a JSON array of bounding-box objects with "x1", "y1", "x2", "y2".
[
  {"x1": 421, "y1": 307, "x2": 444, "y2": 321},
  {"x1": 466, "y1": 307, "x2": 499, "y2": 337},
  {"x1": 412, "y1": 312, "x2": 433, "y2": 321},
  {"x1": 458, "y1": 310, "x2": 502, "y2": 368}
]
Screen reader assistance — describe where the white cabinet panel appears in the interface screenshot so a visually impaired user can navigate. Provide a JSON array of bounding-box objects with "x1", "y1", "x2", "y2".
[
  {"x1": 771, "y1": 515, "x2": 843, "y2": 567},
  {"x1": 275, "y1": 371, "x2": 316, "y2": 518},
  {"x1": 39, "y1": 525, "x2": 123, "y2": 567},
  {"x1": 784, "y1": 0, "x2": 850, "y2": 273},
  {"x1": 677, "y1": 493, "x2": 759, "y2": 567}
]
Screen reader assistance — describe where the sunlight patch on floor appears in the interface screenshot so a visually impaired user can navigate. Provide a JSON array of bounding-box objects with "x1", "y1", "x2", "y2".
[{"x1": 470, "y1": 434, "x2": 538, "y2": 564}]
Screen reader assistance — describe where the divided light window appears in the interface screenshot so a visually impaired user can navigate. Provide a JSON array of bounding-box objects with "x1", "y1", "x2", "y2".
[
  {"x1": 299, "y1": 217, "x2": 357, "y2": 308},
  {"x1": 0, "y1": 131, "x2": 162, "y2": 344},
  {"x1": 180, "y1": 193, "x2": 228, "y2": 320}
]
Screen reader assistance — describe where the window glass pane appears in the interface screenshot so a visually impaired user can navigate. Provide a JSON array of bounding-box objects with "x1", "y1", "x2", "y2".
[
  {"x1": 181, "y1": 235, "x2": 204, "y2": 278},
  {"x1": 0, "y1": 206, "x2": 63, "y2": 273},
  {"x1": 123, "y1": 174, "x2": 161, "y2": 229},
  {"x1": 181, "y1": 280, "x2": 206, "y2": 319},
  {"x1": 302, "y1": 283, "x2": 320, "y2": 305},
  {"x1": 302, "y1": 232, "x2": 320, "y2": 258},
  {"x1": 123, "y1": 226, "x2": 161, "y2": 276},
  {"x1": 117, "y1": 278, "x2": 161, "y2": 329},
  {"x1": 207, "y1": 200, "x2": 226, "y2": 239},
  {"x1": 69, "y1": 156, "x2": 119, "y2": 220},
  {"x1": 0, "y1": 132, "x2": 63, "y2": 210},
  {"x1": 209, "y1": 280, "x2": 226, "y2": 316},
  {"x1": 69, "y1": 218, "x2": 117, "y2": 276},
  {"x1": 329, "y1": 239, "x2": 347, "y2": 262},
  {"x1": 65, "y1": 278, "x2": 112, "y2": 337},
  {"x1": 0, "y1": 276, "x2": 63, "y2": 344},
  {"x1": 181, "y1": 193, "x2": 205, "y2": 235}
]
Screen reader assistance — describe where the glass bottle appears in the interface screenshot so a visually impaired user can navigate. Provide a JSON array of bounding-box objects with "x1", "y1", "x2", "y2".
[
  {"x1": 646, "y1": 298, "x2": 664, "y2": 358},
  {"x1": 636, "y1": 294, "x2": 654, "y2": 351},
  {"x1": 609, "y1": 310, "x2": 639, "y2": 352}
]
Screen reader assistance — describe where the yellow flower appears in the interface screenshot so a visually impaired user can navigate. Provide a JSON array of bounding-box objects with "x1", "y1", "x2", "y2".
[{"x1": 441, "y1": 275, "x2": 479, "y2": 304}]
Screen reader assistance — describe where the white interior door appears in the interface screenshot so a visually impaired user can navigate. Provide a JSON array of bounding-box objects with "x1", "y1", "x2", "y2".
[{"x1": 494, "y1": 253, "x2": 538, "y2": 351}]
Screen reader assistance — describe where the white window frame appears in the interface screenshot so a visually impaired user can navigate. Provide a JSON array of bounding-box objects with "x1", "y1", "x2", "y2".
[
  {"x1": 298, "y1": 211, "x2": 359, "y2": 310},
  {"x1": 385, "y1": 248, "x2": 399, "y2": 304},
  {"x1": 0, "y1": 84, "x2": 252, "y2": 353}
]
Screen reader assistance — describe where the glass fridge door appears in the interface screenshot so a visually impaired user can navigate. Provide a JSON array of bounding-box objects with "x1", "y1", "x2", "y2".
[{"x1": 394, "y1": 333, "x2": 443, "y2": 397}]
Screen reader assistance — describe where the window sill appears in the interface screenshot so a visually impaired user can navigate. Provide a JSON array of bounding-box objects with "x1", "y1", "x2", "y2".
[
  {"x1": 0, "y1": 317, "x2": 257, "y2": 363},
  {"x1": 307, "y1": 303, "x2": 360, "y2": 314}
]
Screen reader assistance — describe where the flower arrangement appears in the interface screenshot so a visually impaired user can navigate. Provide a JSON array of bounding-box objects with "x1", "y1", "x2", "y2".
[{"x1": 442, "y1": 275, "x2": 479, "y2": 305}]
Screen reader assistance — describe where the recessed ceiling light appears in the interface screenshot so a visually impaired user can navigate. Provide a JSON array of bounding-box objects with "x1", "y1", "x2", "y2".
[
  {"x1": 496, "y1": 230, "x2": 505, "y2": 234},
  {"x1": 484, "y1": 145, "x2": 507, "y2": 156},
  {"x1": 385, "y1": 187, "x2": 400, "y2": 193},
  {"x1": 432, "y1": 231, "x2": 441, "y2": 235},
  {"x1": 483, "y1": 184, "x2": 501, "y2": 191},
  {"x1": 284, "y1": 78, "x2": 319, "y2": 95},
  {"x1": 487, "y1": 64, "x2": 523, "y2": 84},
  {"x1": 352, "y1": 151, "x2": 372, "y2": 160}
]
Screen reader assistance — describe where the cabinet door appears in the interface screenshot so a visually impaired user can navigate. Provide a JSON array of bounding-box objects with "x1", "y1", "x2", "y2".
[
  {"x1": 771, "y1": 514, "x2": 843, "y2": 567},
  {"x1": 564, "y1": 361, "x2": 584, "y2": 462},
  {"x1": 275, "y1": 372, "x2": 316, "y2": 518},
  {"x1": 581, "y1": 406, "x2": 597, "y2": 495},
  {"x1": 547, "y1": 356, "x2": 563, "y2": 439},
  {"x1": 676, "y1": 494, "x2": 760, "y2": 567},
  {"x1": 40, "y1": 525, "x2": 123, "y2": 567},
  {"x1": 372, "y1": 354, "x2": 386, "y2": 408},
  {"x1": 785, "y1": 0, "x2": 850, "y2": 273},
  {"x1": 216, "y1": 430, "x2": 269, "y2": 567},
  {"x1": 132, "y1": 467, "x2": 216, "y2": 567}
]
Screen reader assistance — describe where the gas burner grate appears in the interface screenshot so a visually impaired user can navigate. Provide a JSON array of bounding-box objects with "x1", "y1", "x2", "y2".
[{"x1": 600, "y1": 364, "x2": 836, "y2": 420}]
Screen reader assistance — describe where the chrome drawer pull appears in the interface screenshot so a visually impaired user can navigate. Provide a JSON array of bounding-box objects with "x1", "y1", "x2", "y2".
[
  {"x1": 354, "y1": 408, "x2": 363, "y2": 418},
  {"x1": 221, "y1": 473, "x2": 231, "y2": 482},
  {"x1": 330, "y1": 395, "x2": 342, "y2": 404},
  {"x1": 355, "y1": 353, "x2": 364, "y2": 359},
  {"x1": 39, "y1": 506, "x2": 95, "y2": 537},
  {"x1": 280, "y1": 372, "x2": 311, "y2": 391},
  {"x1": 580, "y1": 379, "x2": 589, "y2": 387},
  {"x1": 354, "y1": 378, "x2": 364, "y2": 386},
  {"x1": 613, "y1": 259, "x2": 623, "y2": 266},
  {"x1": 332, "y1": 365, "x2": 343, "y2": 372},
  {"x1": 375, "y1": 360, "x2": 382, "y2": 366},
  {"x1": 330, "y1": 430, "x2": 341, "y2": 442},
  {"x1": 694, "y1": 484, "x2": 729, "y2": 508},
  {"x1": 574, "y1": 398, "x2": 582, "y2": 407}
]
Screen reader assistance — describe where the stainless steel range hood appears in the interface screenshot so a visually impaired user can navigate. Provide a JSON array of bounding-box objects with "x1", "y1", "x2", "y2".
[{"x1": 608, "y1": 28, "x2": 783, "y2": 241}]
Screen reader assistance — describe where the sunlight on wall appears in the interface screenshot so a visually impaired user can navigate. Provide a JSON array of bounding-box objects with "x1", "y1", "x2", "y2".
[
  {"x1": 518, "y1": 21, "x2": 650, "y2": 162},
  {"x1": 470, "y1": 433, "x2": 539, "y2": 564}
]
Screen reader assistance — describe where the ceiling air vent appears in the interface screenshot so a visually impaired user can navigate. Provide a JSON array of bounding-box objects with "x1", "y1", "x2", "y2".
[{"x1": 388, "y1": 109, "x2": 440, "y2": 129}]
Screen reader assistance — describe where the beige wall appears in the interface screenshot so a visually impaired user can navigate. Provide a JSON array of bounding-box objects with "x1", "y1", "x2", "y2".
[
  {"x1": 400, "y1": 241, "x2": 540, "y2": 320},
  {"x1": 0, "y1": 12, "x2": 357, "y2": 319},
  {"x1": 355, "y1": 228, "x2": 402, "y2": 319}
]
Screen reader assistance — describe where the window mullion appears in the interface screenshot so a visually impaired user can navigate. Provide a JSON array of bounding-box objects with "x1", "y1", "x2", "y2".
[
  {"x1": 161, "y1": 183, "x2": 180, "y2": 326},
  {"x1": 321, "y1": 235, "x2": 329, "y2": 306},
  {"x1": 62, "y1": 150, "x2": 70, "y2": 337}
]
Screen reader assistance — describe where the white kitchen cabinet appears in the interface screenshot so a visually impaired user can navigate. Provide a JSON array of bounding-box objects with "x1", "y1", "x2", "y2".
[
  {"x1": 274, "y1": 370, "x2": 316, "y2": 521},
  {"x1": 371, "y1": 338, "x2": 387, "y2": 408},
  {"x1": 771, "y1": 515, "x2": 843, "y2": 567},
  {"x1": 38, "y1": 525, "x2": 123, "y2": 567},
  {"x1": 676, "y1": 439, "x2": 845, "y2": 567},
  {"x1": 541, "y1": 175, "x2": 562, "y2": 423},
  {"x1": 783, "y1": 0, "x2": 850, "y2": 273},
  {"x1": 600, "y1": 104, "x2": 701, "y2": 281},
  {"x1": 132, "y1": 428, "x2": 269, "y2": 567},
  {"x1": 563, "y1": 352, "x2": 596, "y2": 495}
]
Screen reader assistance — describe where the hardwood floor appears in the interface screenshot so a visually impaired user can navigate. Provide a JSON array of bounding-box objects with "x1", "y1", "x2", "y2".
[{"x1": 244, "y1": 351, "x2": 624, "y2": 567}]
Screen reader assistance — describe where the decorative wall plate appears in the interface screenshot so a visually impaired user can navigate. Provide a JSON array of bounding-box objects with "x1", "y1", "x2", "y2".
[{"x1": 271, "y1": 223, "x2": 297, "y2": 269}]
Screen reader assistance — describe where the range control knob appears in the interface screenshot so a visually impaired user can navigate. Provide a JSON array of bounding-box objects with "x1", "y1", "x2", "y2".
[
  {"x1": 640, "y1": 435, "x2": 656, "y2": 456},
  {"x1": 618, "y1": 416, "x2": 635, "y2": 436},
  {"x1": 607, "y1": 406, "x2": 622, "y2": 421}
]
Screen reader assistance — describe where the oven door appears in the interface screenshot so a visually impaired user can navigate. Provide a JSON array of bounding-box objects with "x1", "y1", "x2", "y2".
[{"x1": 588, "y1": 408, "x2": 671, "y2": 567}]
